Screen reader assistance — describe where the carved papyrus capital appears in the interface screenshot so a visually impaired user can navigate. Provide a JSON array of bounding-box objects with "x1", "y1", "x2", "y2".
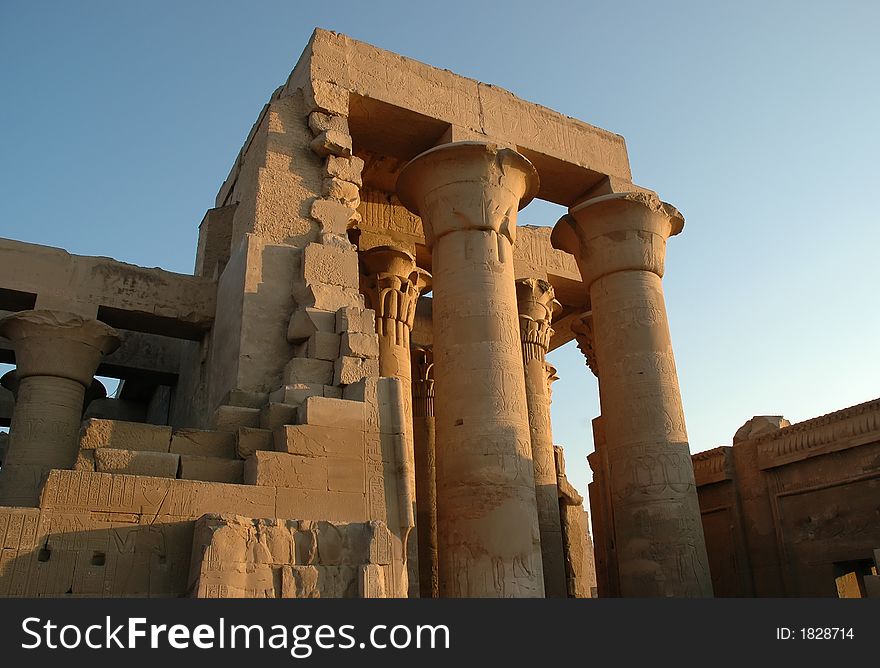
[
  {"x1": 360, "y1": 246, "x2": 431, "y2": 348},
  {"x1": 515, "y1": 277, "x2": 559, "y2": 363}
]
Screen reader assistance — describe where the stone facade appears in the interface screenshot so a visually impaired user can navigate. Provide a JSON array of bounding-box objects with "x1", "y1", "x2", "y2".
[
  {"x1": 13, "y1": 28, "x2": 871, "y2": 599},
  {"x1": 692, "y1": 400, "x2": 880, "y2": 597}
]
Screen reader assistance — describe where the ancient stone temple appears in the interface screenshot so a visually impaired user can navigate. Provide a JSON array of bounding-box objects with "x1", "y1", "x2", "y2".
[{"x1": 0, "y1": 28, "x2": 712, "y2": 598}]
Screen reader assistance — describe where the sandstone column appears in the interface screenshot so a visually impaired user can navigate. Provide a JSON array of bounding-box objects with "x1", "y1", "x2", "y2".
[
  {"x1": 0, "y1": 310, "x2": 120, "y2": 506},
  {"x1": 360, "y1": 245, "x2": 431, "y2": 597},
  {"x1": 552, "y1": 192, "x2": 712, "y2": 597},
  {"x1": 411, "y1": 345, "x2": 438, "y2": 598},
  {"x1": 515, "y1": 278, "x2": 567, "y2": 597},
  {"x1": 398, "y1": 141, "x2": 544, "y2": 598}
]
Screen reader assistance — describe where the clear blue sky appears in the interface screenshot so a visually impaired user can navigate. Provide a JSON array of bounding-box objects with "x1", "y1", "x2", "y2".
[{"x1": 1, "y1": 2, "x2": 878, "y2": 500}]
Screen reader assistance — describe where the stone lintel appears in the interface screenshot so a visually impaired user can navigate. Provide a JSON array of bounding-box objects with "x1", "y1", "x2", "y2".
[{"x1": 0, "y1": 237, "x2": 215, "y2": 340}]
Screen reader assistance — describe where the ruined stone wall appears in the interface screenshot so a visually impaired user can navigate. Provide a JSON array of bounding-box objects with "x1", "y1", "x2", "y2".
[{"x1": 694, "y1": 400, "x2": 880, "y2": 597}]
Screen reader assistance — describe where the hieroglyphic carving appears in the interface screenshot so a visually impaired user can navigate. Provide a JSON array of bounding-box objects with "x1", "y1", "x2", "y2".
[
  {"x1": 514, "y1": 226, "x2": 581, "y2": 278},
  {"x1": 357, "y1": 188, "x2": 424, "y2": 242}
]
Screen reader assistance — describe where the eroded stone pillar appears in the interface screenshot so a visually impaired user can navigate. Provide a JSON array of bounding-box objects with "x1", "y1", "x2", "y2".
[
  {"x1": 398, "y1": 141, "x2": 544, "y2": 597},
  {"x1": 411, "y1": 345, "x2": 438, "y2": 598},
  {"x1": 515, "y1": 278, "x2": 567, "y2": 597},
  {"x1": 360, "y1": 245, "x2": 431, "y2": 597},
  {"x1": 0, "y1": 310, "x2": 120, "y2": 506},
  {"x1": 552, "y1": 192, "x2": 712, "y2": 597}
]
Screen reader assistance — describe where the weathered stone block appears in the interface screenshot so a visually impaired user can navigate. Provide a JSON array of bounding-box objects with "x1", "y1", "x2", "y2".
[
  {"x1": 276, "y1": 487, "x2": 366, "y2": 522},
  {"x1": 178, "y1": 455, "x2": 244, "y2": 484},
  {"x1": 74, "y1": 449, "x2": 95, "y2": 471},
  {"x1": 322, "y1": 178, "x2": 360, "y2": 207},
  {"x1": 340, "y1": 332, "x2": 379, "y2": 359},
  {"x1": 297, "y1": 284, "x2": 364, "y2": 311},
  {"x1": 170, "y1": 429, "x2": 236, "y2": 458},
  {"x1": 274, "y1": 424, "x2": 364, "y2": 458},
  {"x1": 334, "y1": 356, "x2": 379, "y2": 385},
  {"x1": 342, "y1": 377, "x2": 378, "y2": 403},
  {"x1": 309, "y1": 199, "x2": 359, "y2": 236},
  {"x1": 269, "y1": 382, "x2": 324, "y2": 405},
  {"x1": 323, "y1": 385, "x2": 342, "y2": 399},
  {"x1": 244, "y1": 450, "x2": 328, "y2": 490},
  {"x1": 335, "y1": 306, "x2": 376, "y2": 334},
  {"x1": 308, "y1": 111, "x2": 348, "y2": 136},
  {"x1": 236, "y1": 426, "x2": 274, "y2": 459},
  {"x1": 299, "y1": 242, "x2": 359, "y2": 291},
  {"x1": 39, "y1": 469, "x2": 276, "y2": 518},
  {"x1": 298, "y1": 396, "x2": 365, "y2": 430},
  {"x1": 283, "y1": 357, "x2": 334, "y2": 385},
  {"x1": 325, "y1": 155, "x2": 364, "y2": 186},
  {"x1": 328, "y1": 457, "x2": 365, "y2": 493},
  {"x1": 306, "y1": 330, "x2": 341, "y2": 361},
  {"x1": 211, "y1": 405, "x2": 262, "y2": 432},
  {"x1": 304, "y1": 80, "x2": 349, "y2": 116},
  {"x1": 260, "y1": 402, "x2": 299, "y2": 430},
  {"x1": 282, "y1": 565, "x2": 321, "y2": 598},
  {"x1": 359, "y1": 564, "x2": 389, "y2": 598},
  {"x1": 310, "y1": 130, "x2": 352, "y2": 157},
  {"x1": 94, "y1": 448, "x2": 179, "y2": 478},
  {"x1": 287, "y1": 307, "x2": 336, "y2": 343},
  {"x1": 221, "y1": 389, "x2": 269, "y2": 409},
  {"x1": 79, "y1": 418, "x2": 172, "y2": 452}
]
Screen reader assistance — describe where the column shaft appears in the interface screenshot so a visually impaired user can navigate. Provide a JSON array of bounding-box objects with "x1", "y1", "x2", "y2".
[
  {"x1": 517, "y1": 279, "x2": 567, "y2": 597},
  {"x1": 361, "y1": 246, "x2": 430, "y2": 598},
  {"x1": 433, "y1": 231, "x2": 543, "y2": 596},
  {"x1": 411, "y1": 346, "x2": 438, "y2": 598},
  {"x1": 0, "y1": 309, "x2": 120, "y2": 507},
  {"x1": 398, "y1": 142, "x2": 544, "y2": 597},
  {"x1": 591, "y1": 270, "x2": 709, "y2": 596},
  {"x1": 552, "y1": 192, "x2": 711, "y2": 597},
  {"x1": 0, "y1": 376, "x2": 85, "y2": 506}
]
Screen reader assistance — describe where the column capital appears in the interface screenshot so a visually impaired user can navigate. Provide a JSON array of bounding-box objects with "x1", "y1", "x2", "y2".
[
  {"x1": 396, "y1": 141, "x2": 539, "y2": 248},
  {"x1": 570, "y1": 313, "x2": 599, "y2": 377},
  {"x1": 515, "y1": 278, "x2": 559, "y2": 362},
  {"x1": 551, "y1": 191, "x2": 684, "y2": 287},
  {"x1": 360, "y1": 245, "x2": 431, "y2": 346},
  {"x1": 0, "y1": 310, "x2": 120, "y2": 386}
]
